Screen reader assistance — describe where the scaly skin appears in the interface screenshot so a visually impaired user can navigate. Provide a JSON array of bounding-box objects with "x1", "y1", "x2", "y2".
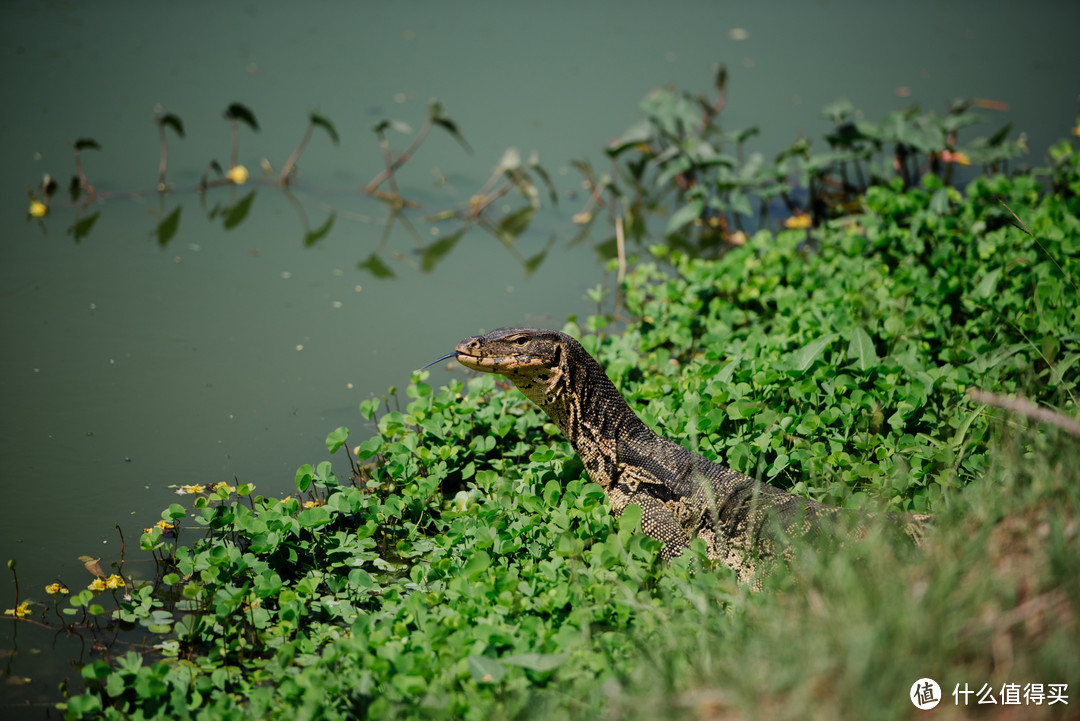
[{"x1": 454, "y1": 327, "x2": 929, "y2": 584}]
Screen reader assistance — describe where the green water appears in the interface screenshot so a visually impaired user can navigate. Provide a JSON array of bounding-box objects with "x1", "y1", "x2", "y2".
[{"x1": 2, "y1": 0, "x2": 1078, "y2": 714}]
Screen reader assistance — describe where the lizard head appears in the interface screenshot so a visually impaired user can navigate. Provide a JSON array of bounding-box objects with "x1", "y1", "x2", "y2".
[{"x1": 454, "y1": 328, "x2": 571, "y2": 406}]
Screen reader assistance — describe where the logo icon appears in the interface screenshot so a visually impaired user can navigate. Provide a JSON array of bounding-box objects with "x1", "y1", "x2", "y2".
[{"x1": 911, "y1": 678, "x2": 942, "y2": 710}]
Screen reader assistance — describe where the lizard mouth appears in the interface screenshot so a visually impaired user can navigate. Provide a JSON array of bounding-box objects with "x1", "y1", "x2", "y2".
[
  {"x1": 455, "y1": 352, "x2": 546, "y2": 373},
  {"x1": 455, "y1": 352, "x2": 505, "y2": 372}
]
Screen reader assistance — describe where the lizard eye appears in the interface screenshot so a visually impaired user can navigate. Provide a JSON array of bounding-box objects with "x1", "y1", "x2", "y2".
[{"x1": 513, "y1": 336, "x2": 528, "y2": 345}]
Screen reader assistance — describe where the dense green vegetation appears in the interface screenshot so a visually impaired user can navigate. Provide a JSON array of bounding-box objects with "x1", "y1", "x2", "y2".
[{"x1": 20, "y1": 82, "x2": 1079, "y2": 718}]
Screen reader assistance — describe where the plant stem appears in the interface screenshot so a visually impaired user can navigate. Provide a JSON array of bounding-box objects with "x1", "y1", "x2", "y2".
[
  {"x1": 279, "y1": 123, "x2": 314, "y2": 185},
  {"x1": 230, "y1": 119, "x2": 239, "y2": 169},
  {"x1": 364, "y1": 118, "x2": 432, "y2": 194},
  {"x1": 8, "y1": 560, "x2": 18, "y2": 610},
  {"x1": 158, "y1": 122, "x2": 168, "y2": 191},
  {"x1": 74, "y1": 148, "x2": 96, "y2": 202}
]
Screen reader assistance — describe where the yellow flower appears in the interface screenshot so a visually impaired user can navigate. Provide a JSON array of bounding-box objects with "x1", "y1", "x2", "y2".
[
  {"x1": 303, "y1": 499, "x2": 324, "y2": 509},
  {"x1": 88, "y1": 578, "x2": 107, "y2": 592},
  {"x1": 1073, "y1": 125, "x2": 1080, "y2": 138},
  {"x1": 105, "y1": 574, "x2": 126, "y2": 590},
  {"x1": 572, "y1": 212, "x2": 592, "y2": 225},
  {"x1": 784, "y1": 213, "x2": 812, "y2": 229},
  {"x1": 175, "y1": 484, "x2": 206, "y2": 496},
  {"x1": 4, "y1": 601, "x2": 32, "y2": 618},
  {"x1": 29, "y1": 200, "x2": 48, "y2": 217},
  {"x1": 45, "y1": 583, "x2": 70, "y2": 596},
  {"x1": 227, "y1": 165, "x2": 249, "y2": 185}
]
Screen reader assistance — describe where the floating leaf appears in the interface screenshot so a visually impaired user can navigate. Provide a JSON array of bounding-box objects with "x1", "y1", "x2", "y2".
[
  {"x1": 224, "y1": 103, "x2": 260, "y2": 132},
  {"x1": 79, "y1": 556, "x2": 105, "y2": 579},
  {"x1": 155, "y1": 205, "x2": 182, "y2": 247},
  {"x1": 223, "y1": 190, "x2": 256, "y2": 230},
  {"x1": 304, "y1": 211, "x2": 336, "y2": 247},
  {"x1": 309, "y1": 111, "x2": 339, "y2": 145},
  {"x1": 847, "y1": 327, "x2": 879, "y2": 371},
  {"x1": 74, "y1": 138, "x2": 101, "y2": 152}
]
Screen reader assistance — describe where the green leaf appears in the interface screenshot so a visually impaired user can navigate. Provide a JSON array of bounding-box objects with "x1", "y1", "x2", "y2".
[
  {"x1": 975, "y1": 267, "x2": 1001, "y2": 299},
  {"x1": 666, "y1": 199, "x2": 703, "y2": 236},
  {"x1": 295, "y1": 464, "x2": 314, "y2": 492},
  {"x1": 74, "y1": 138, "x2": 101, "y2": 152},
  {"x1": 467, "y1": 655, "x2": 507, "y2": 684},
  {"x1": 223, "y1": 191, "x2": 256, "y2": 230},
  {"x1": 224, "y1": 103, "x2": 259, "y2": 131},
  {"x1": 304, "y1": 211, "x2": 336, "y2": 247},
  {"x1": 358, "y1": 253, "x2": 396, "y2": 279},
  {"x1": 160, "y1": 114, "x2": 185, "y2": 138},
  {"x1": 497, "y1": 207, "x2": 535, "y2": 241},
  {"x1": 847, "y1": 327, "x2": 879, "y2": 371},
  {"x1": 297, "y1": 506, "x2": 331, "y2": 528},
  {"x1": 326, "y1": 427, "x2": 349, "y2": 453},
  {"x1": 618, "y1": 503, "x2": 643, "y2": 533},
  {"x1": 67, "y1": 212, "x2": 101, "y2": 243},
  {"x1": 420, "y1": 229, "x2": 464, "y2": 272},
  {"x1": 155, "y1": 205, "x2": 182, "y2": 247},
  {"x1": 791, "y1": 334, "x2": 838, "y2": 373},
  {"x1": 461, "y1": 550, "x2": 491, "y2": 580},
  {"x1": 309, "y1": 111, "x2": 339, "y2": 145},
  {"x1": 428, "y1": 99, "x2": 472, "y2": 153},
  {"x1": 500, "y1": 653, "x2": 566, "y2": 672}
]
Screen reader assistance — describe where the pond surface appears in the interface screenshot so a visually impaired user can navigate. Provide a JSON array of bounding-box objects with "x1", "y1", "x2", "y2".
[{"x1": 2, "y1": 0, "x2": 1079, "y2": 714}]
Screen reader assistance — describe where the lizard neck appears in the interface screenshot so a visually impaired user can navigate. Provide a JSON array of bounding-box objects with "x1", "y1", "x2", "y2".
[{"x1": 510, "y1": 337, "x2": 653, "y2": 487}]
